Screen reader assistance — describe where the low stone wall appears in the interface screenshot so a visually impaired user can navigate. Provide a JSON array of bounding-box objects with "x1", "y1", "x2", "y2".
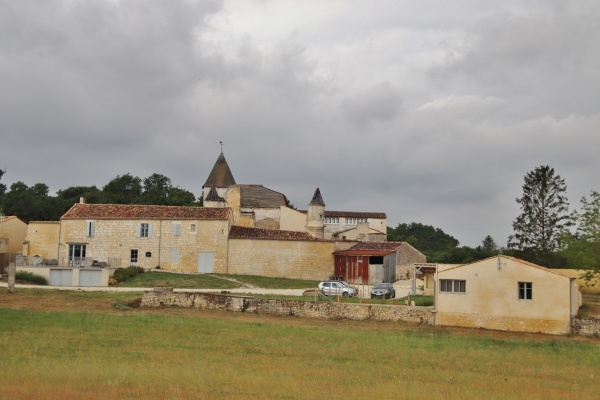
[
  {"x1": 142, "y1": 288, "x2": 434, "y2": 325},
  {"x1": 573, "y1": 318, "x2": 600, "y2": 337}
]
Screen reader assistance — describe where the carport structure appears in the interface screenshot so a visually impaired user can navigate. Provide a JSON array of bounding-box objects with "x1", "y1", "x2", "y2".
[{"x1": 333, "y1": 242, "x2": 422, "y2": 284}]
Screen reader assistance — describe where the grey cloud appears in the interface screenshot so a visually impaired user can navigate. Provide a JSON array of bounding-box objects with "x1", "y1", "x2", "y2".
[{"x1": 341, "y1": 82, "x2": 402, "y2": 127}]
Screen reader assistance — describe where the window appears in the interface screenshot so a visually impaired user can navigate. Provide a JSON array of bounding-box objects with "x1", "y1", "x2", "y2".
[
  {"x1": 172, "y1": 222, "x2": 181, "y2": 237},
  {"x1": 519, "y1": 282, "x2": 532, "y2": 300},
  {"x1": 145, "y1": 252, "x2": 152, "y2": 258},
  {"x1": 191, "y1": 224, "x2": 197, "y2": 233},
  {"x1": 137, "y1": 223, "x2": 152, "y2": 238},
  {"x1": 68, "y1": 244, "x2": 87, "y2": 266},
  {"x1": 440, "y1": 279, "x2": 466, "y2": 293},
  {"x1": 171, "y1": 249, "x2": 180, "y2": 262},
  {"x1": 86, "y1": 221, "x2": 95, "y2": 237},
  {"x1": 324, "y1": 217, "x2": 339, "y2": 224},
  {"x1": 130, "y1": 249, "x2": 138, "y2": 264}
]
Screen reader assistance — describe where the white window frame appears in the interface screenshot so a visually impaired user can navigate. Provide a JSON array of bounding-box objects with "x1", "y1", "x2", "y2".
[
  {"x1": 137, "y1": 223, "x2": 152, "y2": 238},
  {"x1": 130, "y1": 249, "x2": 138, "y2": 265},
  {"x1": 440, "y1": 279, "x2": 466, "y2": 294},
  {"x1": 518, "y1": 282, "x2": 532, "y2": 300}
]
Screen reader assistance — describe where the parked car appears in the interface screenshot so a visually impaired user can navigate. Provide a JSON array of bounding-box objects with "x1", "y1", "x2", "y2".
[
  {"x1": 370, "y1": 283, "x2": 396, "y2": 299},
  {"x1": 318, "y1": 280, "x2": 359, "y2": 297}
]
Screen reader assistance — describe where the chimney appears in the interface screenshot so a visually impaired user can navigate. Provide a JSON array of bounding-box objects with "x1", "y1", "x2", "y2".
[{"x1": 79, "y1": 197, "x2": 86, "y2": 204}]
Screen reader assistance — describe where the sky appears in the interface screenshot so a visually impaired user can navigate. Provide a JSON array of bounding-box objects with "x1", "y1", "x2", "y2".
[{"x1": 1, "y1": 0, "x2": 599, "y2": 247}]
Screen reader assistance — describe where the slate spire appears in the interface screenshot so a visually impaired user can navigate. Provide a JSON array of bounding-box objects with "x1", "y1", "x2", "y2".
[
  {"x1": 203, "y1": 150, "x2": 236, "y2": 189},
  {"x1": 309, "y1": 188, "x2": 325, "y2": 206}
]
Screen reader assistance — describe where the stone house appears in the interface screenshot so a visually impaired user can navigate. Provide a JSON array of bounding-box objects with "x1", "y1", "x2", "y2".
[
  {"x1": 434, "y1": 256, "x2": 582, "y2": 335},
  {"x1": 58, "y1": 201, "x2": 232, "y2": 273},
  {"x1": 23, "y1": 221, "x2": 60, "y2": 262}
]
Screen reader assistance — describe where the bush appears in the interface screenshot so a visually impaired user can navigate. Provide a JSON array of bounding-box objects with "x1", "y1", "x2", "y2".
[
  {"x1": 15, "y1": 271, "x2": 48, "y2": 285},
  {"x1": 112, "y1": 266, "x2": 144, "y2": 284}
]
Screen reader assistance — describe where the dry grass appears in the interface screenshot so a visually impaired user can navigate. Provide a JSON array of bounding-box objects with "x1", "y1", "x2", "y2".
[{"x1": 0, "y1": 289, "x2": 599, "y2": 400}]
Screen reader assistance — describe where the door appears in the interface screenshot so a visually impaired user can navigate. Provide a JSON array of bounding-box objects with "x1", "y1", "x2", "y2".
[
  {"x1": 50, "y1": 269, "x2": 73, "y2": 286},
  {"x1": 80, "y1": 270, "x2": 102, "y2": 286},
  {"x1": 68, "y1": 244, "x2": 87, "y2": 267},
  {"x1": 198, "y1": 252, "x2": 214, "y2": 273}
]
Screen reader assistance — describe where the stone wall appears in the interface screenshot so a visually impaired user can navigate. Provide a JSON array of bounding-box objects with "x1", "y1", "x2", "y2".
[
  {"x1": 227, "y1": 238, "x2": 336, "y2": 280},
  {"x1": 142, "y1": 289, "x2": 434, "y2": 325},
  {"x1": 573, "y1": 318, "x2": 600, "y2": 337}
]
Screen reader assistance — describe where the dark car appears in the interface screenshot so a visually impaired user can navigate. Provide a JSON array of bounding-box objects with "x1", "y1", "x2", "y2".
[{"x1": 370, "y1": 283, "x2": 396, "y2": 299}]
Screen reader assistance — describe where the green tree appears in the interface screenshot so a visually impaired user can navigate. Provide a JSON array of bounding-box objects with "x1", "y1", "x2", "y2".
[
  {"x1": 480, "y1": 235, "x2": 498, "y2": 252},
  {"x1": 0, "y1": 168, "x2": 6, "y2": 213},
  {"x1": 508, "y1": 166, "x2": 573, "y2": 267},
  {"x1": 102, "y1": 174, "x2": 142, "y2": 204},
  {"x1": 2, "y1": 181, "x2": 61, "y2": 222},
  {"x1": 561, "y1": 191, "x2": 600, "y2": 284},
  {"x1": 387, "y1": 222, "x2": 459, "y2": 255}
]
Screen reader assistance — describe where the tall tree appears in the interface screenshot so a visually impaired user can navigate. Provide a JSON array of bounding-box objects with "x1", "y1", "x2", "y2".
[
  {"x1": 480, "y1": 235, "x2": 498, "y2": 252},
  {"x1": 508, "y1": 165, "x2": 572, "y2": 266},
  {"x1": 0, "y1": 168, "x2": 6, "y2": 213}
]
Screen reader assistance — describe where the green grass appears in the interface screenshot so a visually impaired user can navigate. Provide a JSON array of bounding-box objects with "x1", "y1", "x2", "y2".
[
  {"x1": 116, "y1": 271, "x2": 240, "y2": 289},
  {"x1": 0, "y1": 305, "x2": 599, "y2": 399},
  {"x1": 214, "y1": 273, "x2": 320, "y2": 289},
  {"x1": 118, "y1": 271, "x2": 320, "y2": 290},
  {"x1": 398, "y1": 294, "x2": 435, "y2": 306},
  {"x1": 15, "y1": 271, "x2": 48, "y2": 285}
]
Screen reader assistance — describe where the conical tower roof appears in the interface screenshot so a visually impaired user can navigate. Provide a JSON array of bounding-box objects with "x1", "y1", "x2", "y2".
[
  {"x1": 309, "y1": 188, "x2": 325, "y2": 206},
  {"x1": 203, "y1": 151, "x2": 236, "y2": 189},
  {"x1": 205, "y1": 186, "x2": 224, "y2": 202}
]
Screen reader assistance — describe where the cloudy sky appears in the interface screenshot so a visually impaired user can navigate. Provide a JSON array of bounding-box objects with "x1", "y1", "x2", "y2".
[{"x1": 1, "y1": 0, "x2": 599, "y2": 247}]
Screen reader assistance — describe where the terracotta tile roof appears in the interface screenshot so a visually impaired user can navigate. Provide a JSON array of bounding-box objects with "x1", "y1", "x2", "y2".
[
  {"x1": 347, "y1": 242, "x2": 408, "y2": 251},
  {"x1": 61, "y1": 203, "x2": 230, "y2": 220},
  {"x1": 438, "y1": 255, "x2": 573, "y2": 279},
  {"x1": 229, "y1": 226, "x2": 326, "y2": 241},
  {"x1": 239, "y1": 185, "x2": 288, "y2": 208},
  {"x1": 297, "y1": 210, "x2": 387, "y2": 219},
  {"x1": 334, "y1": 241, "x2": 410, "y2": 255}
]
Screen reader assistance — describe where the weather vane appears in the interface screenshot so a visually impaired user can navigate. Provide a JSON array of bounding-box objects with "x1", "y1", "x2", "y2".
[{"x1": 220, "y1": 141, "x2": 224, "y2": 152}]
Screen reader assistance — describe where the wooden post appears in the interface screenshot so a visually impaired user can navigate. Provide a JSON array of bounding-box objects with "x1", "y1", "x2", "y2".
[{"x1": 7, "y1": 263, "x2": 16, "y2": 293}]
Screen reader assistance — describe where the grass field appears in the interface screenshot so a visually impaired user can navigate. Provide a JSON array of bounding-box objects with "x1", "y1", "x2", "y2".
[
  {"x1": 0, "y1": 289, "x2": 599, "y2": 399},
  {"x1": 116, "y1": 271, "x2": 320, "y2": 290}
]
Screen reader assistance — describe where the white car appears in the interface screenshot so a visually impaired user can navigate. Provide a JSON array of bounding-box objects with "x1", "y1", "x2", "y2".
[{"x1": 318, "y1": 281, "x2": 358, "y2": 297}]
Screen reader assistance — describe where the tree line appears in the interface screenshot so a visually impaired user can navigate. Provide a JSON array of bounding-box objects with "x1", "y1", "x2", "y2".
[
  {"x1": 388, "y1": 165, "x2": 599, "y2": 280},
  {"x1": 0, "y1": 171, "x2": 202, "y2": 222}
]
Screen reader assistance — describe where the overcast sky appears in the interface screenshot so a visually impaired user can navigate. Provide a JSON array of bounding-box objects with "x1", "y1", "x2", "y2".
[{"x1": 1, "y1": 1, "x2": 599, "y2": 247}]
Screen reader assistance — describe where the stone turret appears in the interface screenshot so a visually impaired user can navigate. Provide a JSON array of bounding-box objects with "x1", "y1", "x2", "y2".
[
  {"x1": 306, "y1": 188, "x2": 325, "y2": 239},
  {"x1": 202, "y1": 151, "x2": 236, "y2": 201}
]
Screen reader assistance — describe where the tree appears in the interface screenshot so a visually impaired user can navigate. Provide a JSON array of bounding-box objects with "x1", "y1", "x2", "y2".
[
  {"x1": 0, "y1": 168, "x2": 6, "y2": 213},
  {"x1": 508, "y1": 166, "x2": 573, "y2": 267},
  {"x1": 387, "y1": 222, "x2": 459, "y2": 254},
  {"x1": 480, "y1": 235, "x2": 498, "y2": 252},
  {"x1": 560, "y1": 191, "x2": 600, "y2": 284},
  {"x1": 102, "y1": 174, "x2": 142, "y2": 204}
]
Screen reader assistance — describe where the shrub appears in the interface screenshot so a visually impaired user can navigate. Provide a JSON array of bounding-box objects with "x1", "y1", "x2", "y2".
[
  {"x1": 112, "y1": 266, "x2": 144, "y2": 284},
  {"x1": 15, "y1": 271, "x2": 48, "y2": 285}
]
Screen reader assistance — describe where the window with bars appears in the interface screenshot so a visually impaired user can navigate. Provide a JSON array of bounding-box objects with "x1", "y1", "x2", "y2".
[{"x1": 440, "y1": 279, "x2": 466, "y2": 293}]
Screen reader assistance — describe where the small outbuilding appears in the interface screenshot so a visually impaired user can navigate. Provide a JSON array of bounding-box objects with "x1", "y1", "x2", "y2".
[{"x1": 434, "y1": 256, "x2": 582, "y2": 335}]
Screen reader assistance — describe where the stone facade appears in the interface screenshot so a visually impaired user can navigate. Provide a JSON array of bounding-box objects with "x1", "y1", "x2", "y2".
[
  {"x1": 227, "y1": 226, "x2": 336, "y2": 279},
  {"x1": 23, "y1": 221, "x2": 60, "y2": 260},
  {"x1": 142, "y1": 289, "x2": 434, "y2": 324},
  {"x1": 0, "y1": 216, "x2": 28, "y2": 254},
  {"x1": 573, "y1": 318, "x2": 600, "y2": 337}
]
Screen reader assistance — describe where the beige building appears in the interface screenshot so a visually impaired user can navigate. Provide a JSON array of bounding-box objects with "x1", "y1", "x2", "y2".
[
  {"x1": 0, "y1": 216, "x2": 28, "y2": 254},
  {"x1": 59, "y1": 201, "x2": 232, "y2": 273},
  {"x1": 23, "y1": 221, "x2": 60, "y2": 261},
  {"x1": 434, "y1": 256, "x2": 581, "y2": 335}
]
